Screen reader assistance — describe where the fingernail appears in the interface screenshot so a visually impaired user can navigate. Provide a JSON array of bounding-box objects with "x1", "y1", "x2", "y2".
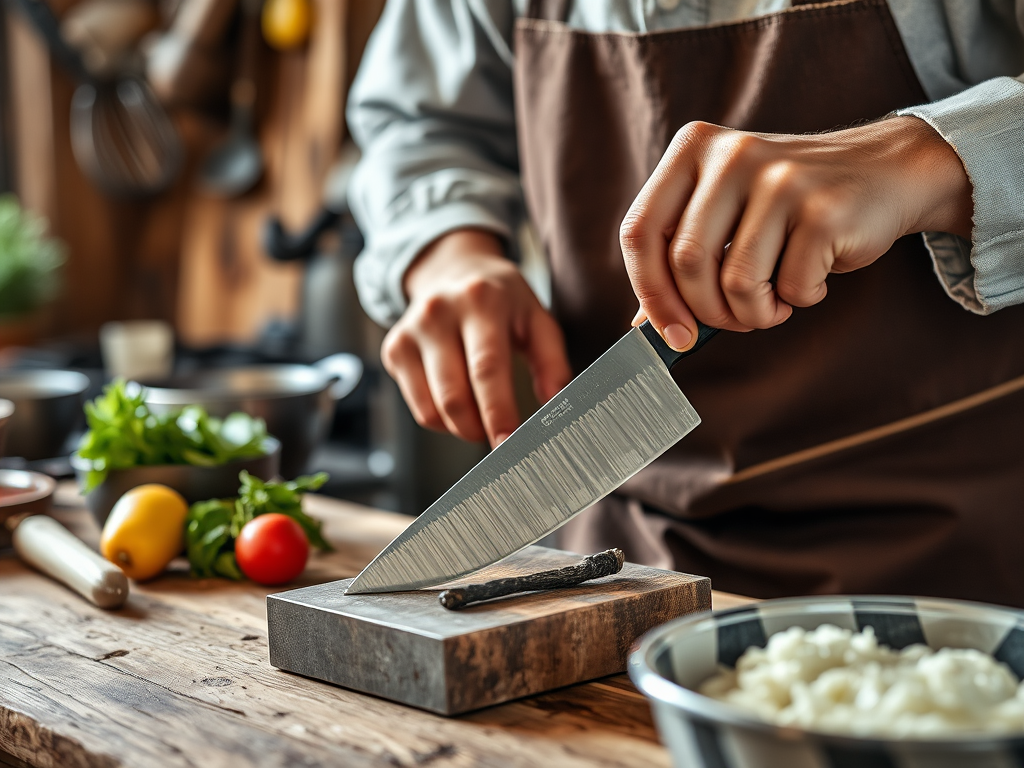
[
  {"x1": 662, "y1": 323, "x2": 693, "y2": 351},
  {"x1": 630, "y1": 308, "x2": 646, "y2": 327},
  {"x1": 494, "y1": 432, "x2": 511, "y2": 446}
]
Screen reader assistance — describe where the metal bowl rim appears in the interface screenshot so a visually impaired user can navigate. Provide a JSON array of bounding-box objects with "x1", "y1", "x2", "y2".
[
  {"x1": 629, "y1": 594, "x2": 1024, "y2": 750},
  {"x1": 0, "y1": 369, "x2": 91, "y2": 400},
  {"x1": 141, "y1": 365, "x2": 334, "y2": 403}
]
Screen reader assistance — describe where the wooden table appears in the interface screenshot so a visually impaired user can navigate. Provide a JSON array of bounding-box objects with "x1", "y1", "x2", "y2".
[{"x1": 0, "y1": 484, "x2": 751, "y2": 768}]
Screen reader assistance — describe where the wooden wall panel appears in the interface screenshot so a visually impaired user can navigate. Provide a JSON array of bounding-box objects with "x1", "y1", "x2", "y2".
[
  {"x1": 176, "y1": 0, "x2": 353, "y2": 346},
  {"x1": 7, "y1": 0, "x2": 386, "y2": 346},
  {"x1": 7, "y1": 3, "x2": 191, "y2": 336}
]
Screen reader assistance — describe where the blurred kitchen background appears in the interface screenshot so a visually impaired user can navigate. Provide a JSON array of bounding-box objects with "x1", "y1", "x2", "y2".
[{"x1": 0, "y1": 0, "x2": 490, "y2": 515}]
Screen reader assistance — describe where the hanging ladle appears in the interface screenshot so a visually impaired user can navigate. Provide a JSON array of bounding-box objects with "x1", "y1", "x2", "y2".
[{"x1": 198, "y1": 0, "x2": 264, "y2": 197}]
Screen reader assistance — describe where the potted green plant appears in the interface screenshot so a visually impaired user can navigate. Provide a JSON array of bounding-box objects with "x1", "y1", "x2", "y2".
[{"x1": 0, "y1": 195, "x2": 65, "y2": 346}]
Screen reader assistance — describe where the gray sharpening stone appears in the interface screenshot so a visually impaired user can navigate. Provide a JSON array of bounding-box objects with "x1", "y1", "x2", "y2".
[{"x1": 267, "y1": 546, "x2": 711, "y2": 715}]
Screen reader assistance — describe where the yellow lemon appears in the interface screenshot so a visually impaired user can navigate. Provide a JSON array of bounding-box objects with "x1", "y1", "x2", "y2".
[
  {"x1": 261, "y1": 0, "x2": 311, "y2": 51},
  {"x1": 101, "y1": 484, "x2": 188, "y2": 581}
]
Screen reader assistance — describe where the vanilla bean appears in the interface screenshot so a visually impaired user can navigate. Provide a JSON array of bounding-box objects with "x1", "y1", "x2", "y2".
[{"x1": 438, "y1": 548, "x2": 625, "y2": 610}]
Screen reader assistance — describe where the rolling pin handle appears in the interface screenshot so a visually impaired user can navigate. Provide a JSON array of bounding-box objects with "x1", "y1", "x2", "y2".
[{"x1": 13, "y1": 516, "x2": 129, "y2": 609}]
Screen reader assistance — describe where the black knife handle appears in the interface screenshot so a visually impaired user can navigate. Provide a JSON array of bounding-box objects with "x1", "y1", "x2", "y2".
[{"x1": 639, "y1": 319, "x2": 719, "y2": 369}]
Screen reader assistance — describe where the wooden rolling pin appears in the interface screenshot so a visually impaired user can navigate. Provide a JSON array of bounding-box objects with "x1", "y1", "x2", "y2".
[{"x1": 12, "y1": 515, "x2": 129, "y2": 609}]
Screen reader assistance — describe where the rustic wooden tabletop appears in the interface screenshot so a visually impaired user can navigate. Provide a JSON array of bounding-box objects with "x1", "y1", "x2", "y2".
[{"x1": 0, "y1": 483, "x2": 751, "y2": 768}]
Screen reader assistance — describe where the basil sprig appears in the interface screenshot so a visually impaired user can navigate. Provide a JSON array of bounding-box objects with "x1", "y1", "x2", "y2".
[{"x1": 77, "y1": 380, "x2": 269, "y2": 493}]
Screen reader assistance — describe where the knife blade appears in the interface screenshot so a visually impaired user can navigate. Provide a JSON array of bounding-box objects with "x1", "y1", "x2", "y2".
[{"x1": 346, "y1": 320, "x2": 718, "y2": 594}]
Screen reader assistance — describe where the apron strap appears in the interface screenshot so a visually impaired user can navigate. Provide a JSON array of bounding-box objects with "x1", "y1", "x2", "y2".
[{"x1": 525, "y1": 0, "x2": 571, "y2": 22}]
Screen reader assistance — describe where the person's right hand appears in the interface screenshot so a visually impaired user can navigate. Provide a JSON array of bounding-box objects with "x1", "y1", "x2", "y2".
[{"x1": 381, "y1": 229, "x2": 572, "y2": 448}]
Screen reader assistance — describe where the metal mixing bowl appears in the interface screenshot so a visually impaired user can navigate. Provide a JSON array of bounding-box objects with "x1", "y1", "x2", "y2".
[
  {"x1": 0, "y1": 370, "x2": 91, "y2": 460},
  {"x1": 141, "y1": 354, "x2": 361, "y2": 478},
  {"x1": 630, "y1": 595, "x2": 1024, "y2": 767}
]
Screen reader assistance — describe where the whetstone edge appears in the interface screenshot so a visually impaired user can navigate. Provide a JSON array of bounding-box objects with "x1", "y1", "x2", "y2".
[{"x1": 267, "y1": 546, "x2": 711, "y2": 715}]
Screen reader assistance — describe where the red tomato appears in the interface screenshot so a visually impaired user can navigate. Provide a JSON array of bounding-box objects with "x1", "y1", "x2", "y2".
[{"x1": 235, "y1": 514, "x2": 309, "y2": 585}]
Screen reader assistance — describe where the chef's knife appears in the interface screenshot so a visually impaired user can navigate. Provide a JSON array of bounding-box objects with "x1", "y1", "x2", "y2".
[{"x1": 347, "y1": 319, "x2": 718, "y2": 594}]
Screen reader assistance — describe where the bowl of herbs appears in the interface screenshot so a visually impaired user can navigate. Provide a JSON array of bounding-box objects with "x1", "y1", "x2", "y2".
[{"x1": 74, "y1": 380, "x2": 279, "y2": 526}]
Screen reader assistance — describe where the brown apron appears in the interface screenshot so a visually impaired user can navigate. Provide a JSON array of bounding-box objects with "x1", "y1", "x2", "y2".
[{"x1": 513, "y1": 0, "x2": 1024, "y2": 606}]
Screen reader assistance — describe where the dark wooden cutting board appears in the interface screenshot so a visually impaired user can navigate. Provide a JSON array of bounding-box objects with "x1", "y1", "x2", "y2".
[{"x1": 267, "y1": 546, "x2": 711, "y2": 715}]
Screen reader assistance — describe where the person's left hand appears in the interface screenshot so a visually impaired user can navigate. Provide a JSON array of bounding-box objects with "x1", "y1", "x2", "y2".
[{"x1": 619, "y1": 116, "x2": 974, "y2": 351}]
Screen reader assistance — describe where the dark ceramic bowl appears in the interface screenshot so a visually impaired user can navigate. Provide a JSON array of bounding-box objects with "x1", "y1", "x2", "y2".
[
  {"x1": 629, "y1": 595, "x2": 1024, "y2": 768},
  {"x1": 74, "y1": 437, "x2": 280, "y2": 527}
]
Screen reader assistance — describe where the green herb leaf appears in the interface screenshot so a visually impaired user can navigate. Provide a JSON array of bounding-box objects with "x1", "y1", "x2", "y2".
[
  {"x1": 184, "y1": 471, "x2": 332, "y2": 581},
  {"x1": 185, "y1": 499, "x2": 236, "y2": 578},
  {"x1": 213, "y1": 551, "x2": 244, "y2": 581},
  {"x1": 76, "y1": 380, "x2": 269, "y2": 493}
]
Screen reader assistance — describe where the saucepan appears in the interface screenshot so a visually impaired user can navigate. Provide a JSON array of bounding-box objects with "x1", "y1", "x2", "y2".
[
  {"x1": 141, "y1": 353, "x2": 362, "y2": 478},
  {"x1": 0, "y1": 370, "x2": 91, "y2": 460}
]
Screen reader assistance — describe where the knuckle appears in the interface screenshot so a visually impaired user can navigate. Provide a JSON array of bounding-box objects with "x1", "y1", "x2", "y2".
[
  {"x1": 736, "y1": 303, "x2": 778, "y2": 330},
  {"x1": 759, "y1": 160, "x2": 802, "y2": 197},
  {"x1": 631, "y1": 280, "x2": 675, "y2": 307},
  {"x1": 668, "y1": 237, "x2": 708, "y2": 278},
  {"x1": 619, "y1": 212, "x2": 651, "y2": 256},
  {"x1": 700, "y1": 309, "x2": 737, "y2": 330},
  {"x1": 467, "y1": 349, "x2": 505, "y2": 383},
  {"x1": 776, "y1": 275, "x2": 821, "y2": 307},
  {"x1": 798, "y1": 194, "x2": 845, "y2": 233},
  {"x1": 463, "y1": 276, "x2": 502, "y2": 308},
  {"x1": 437, "y1": 390, "x2": 470, "y2": 422},
  {"x1": 413, "y1": 409, "x2": 442, "y2": 431},
  {"x1": 380, "y1": 330, "x2": 412, "y2": 369},
  {"x1": 672, "y1": 121, "x2": 715, "y2": 152},
  {"x1": 416, "y1": 294, "x2": 450, "y2": 326},
  {"x1": 716, "y1": 131, "x2": 761, "y2": 170},
  {"x1": 719, "y1": 261, "x2": 760, "y2": 298}
]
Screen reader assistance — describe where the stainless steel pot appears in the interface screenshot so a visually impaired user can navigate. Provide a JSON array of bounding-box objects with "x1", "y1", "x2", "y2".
[
  {"x1": 0, "y1": 370, "x2": 91, "y2": 460},
  {"x1": 141, "y1": 353, "x2": 362, "y2": 478}
]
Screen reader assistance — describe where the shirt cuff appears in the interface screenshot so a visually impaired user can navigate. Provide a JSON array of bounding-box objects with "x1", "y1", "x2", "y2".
[
  {"x1": 898, "y1": 76, "x2": 1024, "y2": 315},
  {"x1": 353, "y1": 202, "x2": 512, "y2": 327}
]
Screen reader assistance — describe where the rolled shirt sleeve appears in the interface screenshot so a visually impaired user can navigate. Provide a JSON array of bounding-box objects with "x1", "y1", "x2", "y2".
[
  {"x1": 898, "y1": 75, "x2": 1024, "y2": 315},
  {"x1": 347, "y1": 0, "x2": 521, "y2": 327}
]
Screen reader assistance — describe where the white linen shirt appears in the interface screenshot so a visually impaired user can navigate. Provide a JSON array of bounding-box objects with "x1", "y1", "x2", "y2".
[{"x1": 347, "y1": 0, "x2": 1024, "y2": 326}]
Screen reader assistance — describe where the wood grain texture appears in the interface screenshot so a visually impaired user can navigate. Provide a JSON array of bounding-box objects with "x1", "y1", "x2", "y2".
[
  {"x1": 0, "y1": 484, "x2": 750, "y2": 768},
  {"x1": 7, "y1": 3, "x2": 197, "y2": 336},
  {"x1": 175, "y1": 0, "x2": 349, "y2": 346},
  {"x1": 5, "y1": 2, "x2": 384, "y2": 344}
]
